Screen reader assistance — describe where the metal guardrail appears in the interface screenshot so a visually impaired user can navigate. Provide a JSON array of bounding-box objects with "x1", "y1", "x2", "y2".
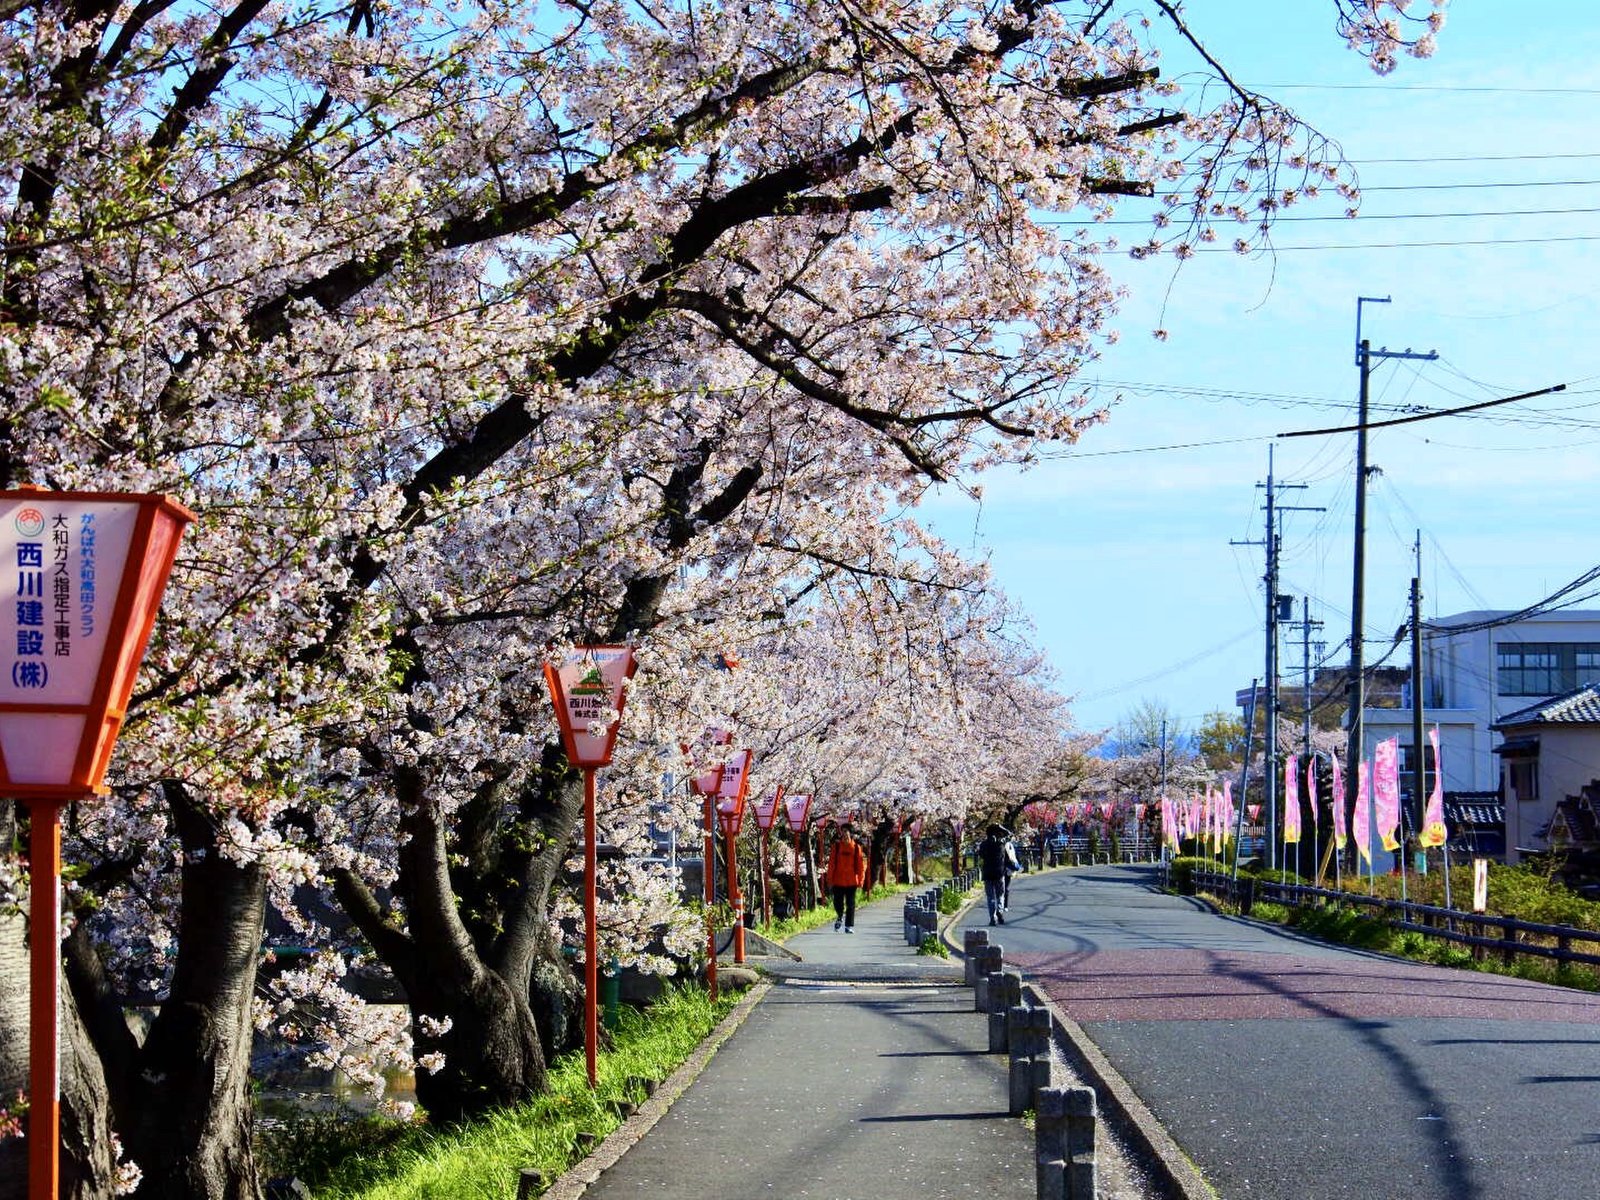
[
  {"x1": 1025, "y1": 840, "x2": 1162, "y2": 870},
  {"x1": 1166, "y1": 863, "x2": 1600, "y2": 972}
]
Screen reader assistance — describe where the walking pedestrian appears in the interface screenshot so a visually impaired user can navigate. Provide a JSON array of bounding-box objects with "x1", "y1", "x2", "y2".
[
  {"x1": 1000, "y1": 829, "x2": 1020, "y2": 912},
  {"x1": 828, "y1": 824, "x2": 868, "y2": 933},
  {"x1": 978, "y1": 824, "x2": 1009, "y2": 925}
]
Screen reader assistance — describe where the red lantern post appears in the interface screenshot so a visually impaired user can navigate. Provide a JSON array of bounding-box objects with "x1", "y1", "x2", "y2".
[
  {"x1": 715, "y1": 749, "x2": 752, "y2": 962},
  {"x1": 683, "y1": 729, "x2": 731, "y2": 999},
  {"x1": 752, "y1": 786, "x2": 782, "y2": 926},
  {"x1": 542, "y1": 645, "x2": 638, "y2": 1088},
  {"x1": 0, "y1": 488, "x2": 193, "y2": 1200},
  {"x1": 783, "y1": 792, "x2": 813, "y2": 918}
]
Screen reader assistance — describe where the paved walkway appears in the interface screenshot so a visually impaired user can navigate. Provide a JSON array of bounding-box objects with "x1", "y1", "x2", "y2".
[{"x1": 572, "y1": 892, "x2": 1036, "y2": 1200}]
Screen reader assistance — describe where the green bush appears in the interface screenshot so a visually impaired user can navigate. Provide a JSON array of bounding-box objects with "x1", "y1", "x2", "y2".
[
  {"x1": 1247, "y1": 866, "x2": 1308, "y2": 887},
  {"x1": 936, "y1": 885, "x2": 965, "y2": 914},
  {"x1": 1166, "y1": 856, "x2": 1226, "y2": 895},
  {"x1": 917, "y1": 934, "x2": 949, "y2": 958},
  {"x1": 1287, "y1": 903, "x2": 1395, "y2": 951}
]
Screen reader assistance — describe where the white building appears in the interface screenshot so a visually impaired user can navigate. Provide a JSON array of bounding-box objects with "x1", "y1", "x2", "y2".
[{"x1": 1361, "y1": 609, "x2": 1600, "y2": 861}]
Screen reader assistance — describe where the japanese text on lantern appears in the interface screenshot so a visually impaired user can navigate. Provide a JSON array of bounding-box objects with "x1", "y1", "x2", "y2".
[
  {"x1": 1, "y1": 498, "x2": 134, "y2": 706},
  {"x1": 13, "y1": 508, "x2": 46, "y2": 689}
]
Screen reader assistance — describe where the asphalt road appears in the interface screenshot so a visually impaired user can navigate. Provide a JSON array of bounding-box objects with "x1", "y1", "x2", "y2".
[{"x1": 968, "y1": 864, "x2": 1600, "y2": 1200}]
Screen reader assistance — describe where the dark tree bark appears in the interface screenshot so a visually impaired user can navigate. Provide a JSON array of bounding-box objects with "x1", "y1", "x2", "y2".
[
  {"x1": 333, "y1": 752, "x2": 588, "y2": 1122},
  {"x1": 57, "y1": 785, "x2": 267, "y2": 1200},
  {"x1": 865, "y1": 816, "x2": 896, "y2": 891}
]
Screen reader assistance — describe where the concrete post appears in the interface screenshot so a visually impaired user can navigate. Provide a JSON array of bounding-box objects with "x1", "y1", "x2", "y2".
[
  {"x1": 1036, "y1": 1086, "x2": 1097, "y2": 1200},
  {"x1": 963, "y1": 929, "x2": 990, "y2": 984},
  {"x1": 972, "y1": 966, "x2": 998, "y2": 1017},
  {"x1": 970, "y1": 944, "x2": 1002, "y2": 1001},
  {"x1": 1010, "y1": 1051, "x2": 1054, "y2": 1118},
  {"x1": 1009, "y1": 1005, "x2": 1052, "y2": 1061},
  {"x1": 1000, "y1": 969, "x2": 1023, "y2": 1013}
]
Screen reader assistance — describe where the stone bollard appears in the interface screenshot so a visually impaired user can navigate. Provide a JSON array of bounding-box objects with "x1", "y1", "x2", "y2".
[
  {"x1": 1010, "y1": 1048, "x2": 1054, "y2": 1118},
  {"x1": 1007, "y1": 1005, "x2": 1054, "y2": 1114},
  {"x1": 972, "y1": 948, "x2": 1003, "y2": 1011},
  {"x1": 1036, "y1": 1086, "x2": 1097, "y2": 1200},
  {"x1": 999, "y1": 969, "x2": 1023, "y2": 1012},
  {"x1": 516, "y1": 1169, "x2": 545, "y2": 1200},
  {"x1": 987, "y1": 971, "x2": 1023, "y2": 1049},
  {"x1": 1009, "y1": 1003, "x2": 1052, "y2": 1059},
  {"x1": 963, "y1": 929, "x2": 990, "y2": 984},
  {"x1": 970, "y1": 943, "x2": 1002, "y2": 996},
  {"x1": 917, "y1": 908, "x2": 938, "y2": 942}
]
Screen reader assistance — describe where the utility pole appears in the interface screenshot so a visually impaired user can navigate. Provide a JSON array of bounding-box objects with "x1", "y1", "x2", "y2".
[
  {"x1": 1236, "y1": 447, "x2": 1317, "y2": 871},
  {"x1": 1409, "y1": 531, "x2": 1426, "y2": 860},
  {"x1": 1159, "y1": 717, "x2": 1168, "y2": 800},
  {"x1": 1346, "y1": 297, "x2": 1437, "y2": 853},
  {"x1": 1298, "y1": 598, "x2": 1325, "y2": 758}
]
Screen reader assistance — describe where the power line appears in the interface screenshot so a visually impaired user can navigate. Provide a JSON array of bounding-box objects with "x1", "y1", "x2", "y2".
[
  {"x1": 1097, "y1": 206, "x2": 1600, "y2": 227},
  {"x1": 1038, "y1": 433, "x2": 1265, "y2": 459},
  {"x1": 1279, "y1": 382, "x2": 1568, "y2": 438},
  {"x1": 1352, "y1": 151, "x2": 1600, "y2": 164},
  {"x1": 1072, "y1": 626, "x2": 1258, "y2": 703},
  {"x1": 1251, "y1": 83, "x2": 1600, "y2": 95},
  {"x1": 1421, "y1": 565, "x2": 1600, "y2": 635},
  {"x1": 1187, "y1": 234, "x2": 1600, "y2": 253}
]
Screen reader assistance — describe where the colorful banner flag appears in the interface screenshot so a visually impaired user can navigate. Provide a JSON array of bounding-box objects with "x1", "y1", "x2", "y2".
[
  {"x1": 1420, "y1": 727, "x2": 1449, "y2": 848},
  {"x1": 1284, "y1": 753, "x2": 1301, "y2": 844},
  {"x1": 1354, "y1": 760, "x2": 1372, "y2": 866},
  {"x1": 1374, "y1": 737, "x2": 1401, "y2": 852},
  {"x1": 1219, "y1": 780, "x2": 1234, "y2": 851},
  {"x1": 1331, "y1": 754, "x2": 1347, "y2": 850},
  {"x1": 1307, "y1": 755, "x2": 1319, "y2": 824}
]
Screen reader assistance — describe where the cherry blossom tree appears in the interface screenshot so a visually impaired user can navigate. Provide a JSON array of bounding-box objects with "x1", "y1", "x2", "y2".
[{"x1": 0, "y1": 1, "x2": 1445, "y2": 1196}]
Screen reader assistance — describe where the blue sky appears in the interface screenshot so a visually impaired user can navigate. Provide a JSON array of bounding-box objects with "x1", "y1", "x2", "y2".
[{"x1": 921, "y1": 4, "x2": 1600, "y2": 737}]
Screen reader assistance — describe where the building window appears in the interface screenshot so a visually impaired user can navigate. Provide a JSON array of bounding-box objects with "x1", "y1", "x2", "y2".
[
  {"x1": 1507, "y1": 760, "x2": 1538, "y2": 804},
  {"x1": 1497, "y1": 642, "x2": 1600, "y2": 696},
  {"x1": 1398, "y1": 742, "x2": 1438, "y2": 802}
]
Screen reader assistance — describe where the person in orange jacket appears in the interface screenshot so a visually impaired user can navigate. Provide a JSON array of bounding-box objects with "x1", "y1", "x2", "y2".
[{"x1": 827, "y1": 825, "x2": 868, "y2": 933}]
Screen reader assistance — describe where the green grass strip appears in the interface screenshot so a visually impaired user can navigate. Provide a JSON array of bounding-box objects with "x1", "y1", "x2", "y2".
[{"x1": 273, "y1": 984, "x2": 737, "y2": 1200}]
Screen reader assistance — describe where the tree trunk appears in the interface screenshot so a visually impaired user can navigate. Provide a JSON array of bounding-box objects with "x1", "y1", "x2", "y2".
[
  {"x1": 104, "y1": 785, "x2": 266, "y2": 1200},
  {"x1": 0, "y1": 903, "x2": 32, "y2": 1200},
  {"x1": 335, "y1": 763, "x2": 572, "y2": 1124},
  {"x1": 866, "y1": 817, "x2": 895, "y2": 891}
]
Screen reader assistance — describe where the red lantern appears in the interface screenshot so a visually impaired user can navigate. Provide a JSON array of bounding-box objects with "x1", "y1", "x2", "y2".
[
  {"x1": 542, "y1": 644, "x2": 638, "y2": 1088},
  {"x1": 752, "y1": 786, "x2": 782, "y2": 926},
  {"x1": 783, "y1": 792, "x2": 813, "y2": 832},
  {"x1": 715, "y1": 750, "x2": 753, "y2": 960},
  {"x1": 681, "y1": 728, "x2": 733, "y2": 1000},
  {"x1": 782, "y1": 793, "x2": 814, "y2": 916},
  {"x1": 542, "y1": 645, "x2": 637, "y2": 769},
  {"x1": 0, "y1": 487, "x2": 193, "y2": 1200},
  {"x1": 0, "y1": 489, "x2": 193, "y2": 798}
]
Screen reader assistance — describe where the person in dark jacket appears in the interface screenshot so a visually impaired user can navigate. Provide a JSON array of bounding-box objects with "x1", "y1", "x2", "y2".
[{"x1": 978, "y1": 824, "x2": 1009, "y2": 925}]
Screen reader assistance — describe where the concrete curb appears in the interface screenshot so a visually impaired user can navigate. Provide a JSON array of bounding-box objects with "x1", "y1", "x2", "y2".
[
  {"x1": 541, "y1": 980, "x2": 772, "y2": 1199},
  {"x1": 1022, "y1": 982, "x2": 1216, "y2": 1200}
]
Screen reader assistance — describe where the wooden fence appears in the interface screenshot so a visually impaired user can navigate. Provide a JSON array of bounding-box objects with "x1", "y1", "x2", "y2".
[{"x1": 1171, "y1": 864, "x2": 1600, "y2": 972}]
